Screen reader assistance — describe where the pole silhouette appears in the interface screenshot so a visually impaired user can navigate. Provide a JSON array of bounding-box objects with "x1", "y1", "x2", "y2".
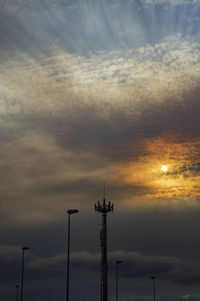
[
  {"x1": 150, "y1": 275, "x2": 156, "y2": 301},
  {"x1": 20, "y1": 247, "x2": 29, "y2": 301},
  {"x1": 15, "y1": 285, "x2": 20, "y2": 301},
  {"x1": 66, "y1": 209, "x2": 79, "y2": 301},
  {"x1": 116, "y1": 261, "x2": 122, "y2": 301}
]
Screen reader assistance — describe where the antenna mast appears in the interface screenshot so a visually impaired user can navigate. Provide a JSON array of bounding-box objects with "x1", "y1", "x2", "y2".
[{"x1": 95, "y1": 186, "x2": 114, "y2": 301}]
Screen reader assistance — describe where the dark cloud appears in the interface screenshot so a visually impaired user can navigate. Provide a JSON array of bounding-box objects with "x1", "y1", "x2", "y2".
[
  {"x1": 2, "y1": 81, "x2": 199, "y2": 167},
  {"x1": 20, "y1": 87, "x2": 200, "y2": 165},
  {"x1": 2, "y1": 205, "x2": 200, "y2": 300},
  {"x1": 168, "y1": 162, "x2": 200, "y2": 178},
  {"x1": 2, "y1": 245, "x2": 200, "y2": 291}
]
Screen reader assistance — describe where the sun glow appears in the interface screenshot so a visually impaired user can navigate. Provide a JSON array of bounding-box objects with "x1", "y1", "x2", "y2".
[{"x1": 161, "y1": 165, "x2": 168, "y2": 172}]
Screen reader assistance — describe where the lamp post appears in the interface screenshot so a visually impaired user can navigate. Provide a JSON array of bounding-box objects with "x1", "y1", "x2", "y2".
[
  {"x1": 150, "y1": 275, "x2": 156, "y2": 301},
  {"x1": 14, "y1": 285, "x2": 20, "y2": 301},
  {"x1": 116, "y1": 261, "x2": 122, "y2": 301},
  {"x1": 20, "y1": 247, "x2": 30, "y2": 301},
  {"x1": 66, "y1": 209, "x2": 79, "y2": 301}
]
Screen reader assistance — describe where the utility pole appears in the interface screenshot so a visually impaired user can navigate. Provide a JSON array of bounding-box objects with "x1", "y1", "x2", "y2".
[
  {"x1": 95, "y1": 195, "x2": 113, "y2": 301},
  {"x1": 116, "y1": 261, "x2": 122, "y2": 301},
  {"x1": 14, "y1": 285, "x2": 20, "y2": 301},
  {"x1": 150, "y1": 275, "x2": 156, "y2": 301},
  {"x1": 66, "y1": 209, "x2": 79, "y2": 301},
  {"x1": 20, "y1": 247, "x2": 29, "y2": 301}
]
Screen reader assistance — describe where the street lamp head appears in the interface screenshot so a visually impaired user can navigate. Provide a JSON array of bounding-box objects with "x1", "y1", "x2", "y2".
[
  {"x1": 116, "y1": 260, "x2": 122, "y2": 264},
  {"x1": 150, "y1": 275, "x2": 156, "y2": 279},
  {"x1": 67, "y1": 209, "x2": 79, "y2": 215},
  {"x1": 22, "y1": 246, "x2": 30, "y2": 251}
]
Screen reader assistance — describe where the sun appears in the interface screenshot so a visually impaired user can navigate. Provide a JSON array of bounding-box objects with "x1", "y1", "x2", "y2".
[{"x1": 161, "y1": 165, "x2": 168, "y2": 172}]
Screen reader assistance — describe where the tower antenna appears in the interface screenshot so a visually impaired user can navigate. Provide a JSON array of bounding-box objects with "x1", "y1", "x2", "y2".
[{"x1": 95, "y1": 187, "x2": 114, "y2": 301}]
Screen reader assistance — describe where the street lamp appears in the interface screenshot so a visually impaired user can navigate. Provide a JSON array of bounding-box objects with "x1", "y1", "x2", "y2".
[
  {"x1": 14, "y1": 285, "x2": 20, "y2": 301},
  {"x1": 66, "y1": 209, "x2": 79, "y2": 301},
  {"x1": 150, "y1": 275, "x2": 156, "y2": 301},
  {"x1": 20, "y1": 246, "x2": 30, "y2": 301},
  {"x1": 116, "y1": 261, "x2": 122, "y2": 301}
]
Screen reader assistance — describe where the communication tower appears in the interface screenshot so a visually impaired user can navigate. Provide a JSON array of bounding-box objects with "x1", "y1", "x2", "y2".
[{"x1": 95, "y1": 193, "x2": 114, "y2": 301}]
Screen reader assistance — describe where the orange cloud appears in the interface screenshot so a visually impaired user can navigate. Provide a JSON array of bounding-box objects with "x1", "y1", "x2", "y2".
[{"x1": 113, "y1": 133, "x2": 200, "y2": 206}]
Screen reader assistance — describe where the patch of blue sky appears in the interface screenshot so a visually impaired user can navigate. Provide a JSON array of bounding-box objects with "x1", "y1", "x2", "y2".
[{"x1": 0, "y1": 0, "x2": 199, "y2": 59}]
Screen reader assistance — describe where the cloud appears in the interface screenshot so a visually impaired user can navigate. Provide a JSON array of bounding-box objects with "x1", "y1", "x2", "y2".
[
  {"x1": 0, "y1": 245, "x2": 182, "y2": 277},
  {"x1": 0, "y1": 34, "x2": 200, "y2": 228},
  {"x1": 2, "y1": 245, "x2": 200, "y2": 287},
  {"x1": 144, "y1": 0, "x2": 200, "y2": 6},
  {"x1": 0, "y1": 0, "x2": 200, "y2": 58},
  {"x1": 0, "y1": 245, "x2": 21, "y2": 261},
  {"x1": 168, "y1": 162, "x2": 200, "y2": 178},
  {"x1": 181, "y1": 295, "x2": 200, "y2": 300},
  {"x1": 0, "y1": 1, "x2": 200, "y2": 300}
]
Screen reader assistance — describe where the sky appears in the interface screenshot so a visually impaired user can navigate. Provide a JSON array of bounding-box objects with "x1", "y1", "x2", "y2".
[{"x1": 0, "y1": 0, "x2": 200, "y2": 300}]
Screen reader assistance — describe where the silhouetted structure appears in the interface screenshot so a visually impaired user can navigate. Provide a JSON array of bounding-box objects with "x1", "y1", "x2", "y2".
[
  {"x1": 95, "y1": 197, "x2": 113, "y2": 301},
  {"x1": 14, "y1": 285, "x2": 20, "y2": 301},
  {"x1": 66, "y1": 209, "x2": 79, "y2": 301},
  {"x1": 115, "y1": 261, "x2": 122, "y2": 301},
  {"x1": 150, "y1": 275, "x2": 156, "y2": 301},
  {"x1": 20, "y1": 246, "x2": 29, "y2": 301}
]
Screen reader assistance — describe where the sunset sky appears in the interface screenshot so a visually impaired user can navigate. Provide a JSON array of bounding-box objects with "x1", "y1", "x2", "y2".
[{"x1": 1, "y1": 1, "x2": 200, "y2": 301}]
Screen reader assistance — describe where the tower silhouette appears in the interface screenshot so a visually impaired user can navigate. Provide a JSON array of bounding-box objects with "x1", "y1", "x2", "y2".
[{"x1": 95, "y1": 193, "x2": 114, "y2": 301}]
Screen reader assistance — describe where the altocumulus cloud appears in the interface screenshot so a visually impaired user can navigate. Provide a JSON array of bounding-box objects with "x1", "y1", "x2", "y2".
[{"x1": 0, "y1": 33, "x2": 200, "y2": 227}]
